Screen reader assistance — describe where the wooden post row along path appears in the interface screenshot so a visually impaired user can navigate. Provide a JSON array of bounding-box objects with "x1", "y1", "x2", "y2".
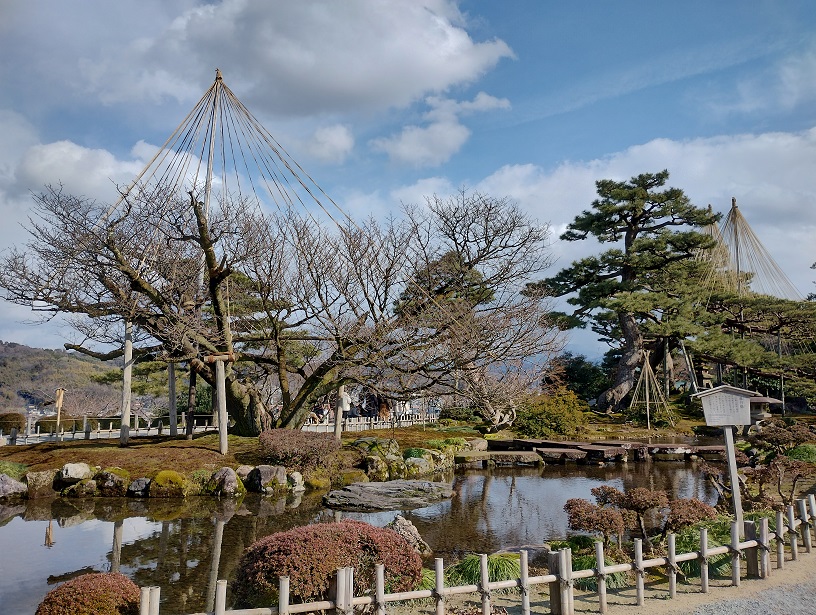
[{"x1": 139, "y1": 495, "x2": 816, "y2": 615}]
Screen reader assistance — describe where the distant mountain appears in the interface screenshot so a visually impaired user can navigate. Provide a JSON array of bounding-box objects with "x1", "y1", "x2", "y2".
[{"x1": 0, "y1": 341, "x2": 120, "y2": 413}]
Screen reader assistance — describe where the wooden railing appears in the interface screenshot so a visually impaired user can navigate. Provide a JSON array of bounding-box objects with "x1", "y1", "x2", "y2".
[
  {"x1": 2, "y1": 420, "x2": 216, "y2": 445},
  {"x1": 139, "y1": 494, "x2": 816, "y2": 615},
  {"x1": 301, "y1": 413, "x2": 438, "y2": 433}
]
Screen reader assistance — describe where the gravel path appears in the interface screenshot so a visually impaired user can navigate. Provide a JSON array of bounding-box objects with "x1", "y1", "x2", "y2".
[{"x1": 690, "y1": 581, "x2": 815, "y2": 615}]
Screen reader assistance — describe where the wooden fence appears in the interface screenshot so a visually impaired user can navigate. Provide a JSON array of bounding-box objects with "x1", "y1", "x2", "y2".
[
  {"x1": 302, "y1": 413, "x2": 439, "y2": 433},
  {"x1": 139, "y1": 494, "x2": 816, "y2": 615}
]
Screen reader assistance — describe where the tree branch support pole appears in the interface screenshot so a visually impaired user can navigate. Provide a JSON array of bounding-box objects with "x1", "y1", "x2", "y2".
[
  {"x1": 723, "y1": 426, "x2": 744, "y2": 535},
  {"x1": 168, "y1": 363, "x2": 178, "y2": 436},
  {"x1": 120, "y1": 321, "x2": 133, "y2": 446},
  {"x1": 54, "y1": 387, "x2": 65, "y2": 439},
  {"x1": 205, "y1": 353, "x2": 234, "y2": 455}
]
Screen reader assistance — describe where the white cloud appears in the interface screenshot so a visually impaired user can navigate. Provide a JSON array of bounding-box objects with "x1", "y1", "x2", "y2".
[
  {"x1": 370, "y1": 92, "x2": 509, "y2": 167},
  {"x1": 3, "y1": 1, "x2": 513, "y2": 118},
  {"x1": 304, "y1": 125, "x2": 355, "y2": 164}
]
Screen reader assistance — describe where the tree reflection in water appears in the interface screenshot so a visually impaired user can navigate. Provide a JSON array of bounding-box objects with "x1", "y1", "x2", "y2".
[{"x1": 0, "y1": 463, "x2": 716, "y2": 614}]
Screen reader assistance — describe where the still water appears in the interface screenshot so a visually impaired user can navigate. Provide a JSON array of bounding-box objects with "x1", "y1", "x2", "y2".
[{"x1": 0, "y1": 462, "x2": 717, "y2": 613}]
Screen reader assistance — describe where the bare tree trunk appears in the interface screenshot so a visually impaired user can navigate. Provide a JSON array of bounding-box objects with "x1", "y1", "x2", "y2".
[{"x1": 597, "y1": 312, "x2": 644, "y2": 411}]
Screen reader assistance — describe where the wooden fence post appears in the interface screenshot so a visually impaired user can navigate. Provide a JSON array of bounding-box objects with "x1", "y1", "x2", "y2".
[
  {"x1": 634, "y1": 538, "x2": 644, "y2": 605},
  {"x1": 520, "y1": 549, "x2": 530, "y2": 615},
  {"x1": 139, "y1": 587, "x2": 150, "y2": 615},
  {"x1": 279, "y1": 576, "x2": 290, "y2": 615},
  {"x1": 700, "y1": 528, "x2": 709, "y2": 593},
  {"x1": 730, "y1": 521, "x2": 741, "y2": 587},
  {"x1": 776, "y1": 510, "x2": 786, "y2": 569},
  {"x1": 375, "y1": 564, "x2": 385, "y2": 615},
  {"x1": 480, "y1": 553, "x2": 491, "y2": 615},
  {"x1": 148, "y1": 586, "x2": 160, "y2": 615},
  {"x1": 798, "y1": 499, "x2": 812, "y2": 553},
  {"x1": 759, "y1": 517, "x2": 771, "y2": 578},
  {"x1": 561, "y1": 548, "x2": 575, "y2": 615},
  {"x1": 595, "y1": 541, "x2": 607, "y2": 614},
  {"x1": 215, "y1": 579, "x2": 227, "y2": 615},
  {"x1": 744, "y1": 520, "x2": 759, "y2": 579},
  {"x1": 334, "y1": 567, "x2": 345, "y2": 615},
  {"x1": 667, "y1": 533, "x2": 677, "y2": 598},
  {"x1": 345, "y1": 566, "x2": 354, "y2": 615},
  {"x1": 548, "y1": 550, "x2": 562, "y2": 615},
  {"x1": 787, "y1": 505, "x2": 798, "y2": 561},
  {"x1": 435, "y1": 557, "x2": 446, "y2": 615}
]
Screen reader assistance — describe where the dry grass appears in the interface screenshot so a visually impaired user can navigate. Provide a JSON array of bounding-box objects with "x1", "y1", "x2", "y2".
[{"x1": 0, "y1": 424, "x2": 483, "y2": 479}]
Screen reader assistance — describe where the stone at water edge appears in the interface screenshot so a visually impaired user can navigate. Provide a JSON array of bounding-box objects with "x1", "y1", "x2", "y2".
[
  {"x1": 0, "y1": 474, "x2": 27, "y2": 499},
  {"x1": 323, "y1": 479, "x2": 453, "y2": 511},
  {"x1": 386, "y1": 514, "x2": 432, "y2": 557}
]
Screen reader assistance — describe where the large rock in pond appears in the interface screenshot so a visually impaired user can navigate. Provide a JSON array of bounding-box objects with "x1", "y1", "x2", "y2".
[
  {"x1": 323, "y1": 479, "x2": 453, "y2": 511},
  {"x1": 245, "y1": 465, "x2": 287, "y2": 494},
  {"x1": 386, "y1": 514, "x2": 432, "y2": 557},
  {"x1": 25, "y1": 470, "x2": 58, "y2": 499},
  {"x1": 0, "y1": 474, "x2": 27, "y2": 499},
  {"x1": 60, "y1": 463, "x2": 94, "y2": 485}
]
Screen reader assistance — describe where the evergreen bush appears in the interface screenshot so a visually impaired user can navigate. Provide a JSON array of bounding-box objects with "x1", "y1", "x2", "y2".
[
  {"x1": 258, "y1": 429, "x2": 341, "y2": 472},
  {"x1": 232, "y1": 520, "x2": 422, "y2": 607},
  {"x1": 785, "y1": 443, "x2": 816, "y2": 463},
  {"x1": 445, "y1": 553, "x2": 521, "y2": 588},
  {"x1": 35, "y1": 572, "x2": 140, "y2": 615},
  {"x1": 513, "y1": 388, "x2": 587, "y2": 438},
  {"x1": 0, "y1": 412, "x2": 25, "y2": 433}
]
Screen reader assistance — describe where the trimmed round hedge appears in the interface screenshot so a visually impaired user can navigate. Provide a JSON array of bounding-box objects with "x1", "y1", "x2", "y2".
[
  {"x1": 232, "y1": 519, "x2": 422, "y2": 607},
  {"x1": 35, "y1": 572, "x2": 140, "y2": 615}
]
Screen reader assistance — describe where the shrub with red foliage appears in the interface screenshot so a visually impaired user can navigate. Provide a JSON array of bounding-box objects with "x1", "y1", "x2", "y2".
[
  {"x1": 258, "y1": 428, "x2": 341, "y2": 472},
  {"x1": 663, "y1": 498, "x2": 717, "y2": 535},
  {"x1": 35, "y1": 572, "x2": 140, "y2": 615},
  {"x1": 232, "y1": 519, "x2": 422, "y2": 608},
  {"x1": 564, "y1": 498, "x2": 625, "y2": 547}
]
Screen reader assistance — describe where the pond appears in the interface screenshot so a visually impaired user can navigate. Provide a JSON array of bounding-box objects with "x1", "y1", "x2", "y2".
[{"x1": 0, "y1": 461, "x2": 718, "y2": 614}]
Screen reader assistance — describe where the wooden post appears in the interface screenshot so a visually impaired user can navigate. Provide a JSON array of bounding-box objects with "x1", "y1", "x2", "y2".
[
  {"x1": 120, "y1": 321, "x2": 133, "y2": 446},
  {"x1": 345, "y1": 567, "x2": 354, "y2": 615},
  {"x1": 722, "y1": 426, "x2": 744, "y2": 535},
  {"x1": 700, "y1": 528, "x2": 709, "y2": 593},
  {"x1": 730, "y1": 521, "x2": 740, "y2": 587},
  {"x1": 112, "y1": 519, "x2": 123, "y2": 573},
  {"x1": 520, "y1": 549, "x2": 530, "y2": 615},
  {"x1": 667, "y1": 533, "x2": 677, "y2": 598},
  {"x1": 186, "y1": 366, "x2": 196, "y2": 440},
  {"x1": 595, "y1": 541, "x2": 607, "y2": 614},
  {"x1": 335, "y1": 567, "x2": 346, "y2": 615},
  {"x1": 798, "y1": 499, "x2": 812, "y2": 553},
  {"x1": 434, "y1": 557, "x2": 445, "y2": 615},
  {"x1": 84, "y1": 415, "x2": 90, "y2": 440},
  {"x1": 788, "y1": 505, "x2": 798, "y2": 560},
  {"x1": 168, "y1": 363, "x2": 178, "y2": 436},
  {"x1": 634, "y1": 539, "x2": 644, "y2": 606},
  {"x1": 548, "y1": 550, "x2": 562, "y2": 615},
  {"x1": 480, "y1": 553, "x2": 491, "y2": 615},
  {"x1": 375, "y1": 564, "x2": 385, "y2": 615},
  {"x1": 215, "y1": 359, "x2": 228, "y2": 455},
  {"x1": 214, "y1": 579, "x2": 227, "y2": 615},
  {"x1": 565, "y1": 548, "x2": 574, "y2": 615},
  {"x1": 54, "y1": 388, "x2": 65, "y2": 437},
  {"x1": 278, "y1": 576, "x2": 290, "y2": 615},
  {"x1": 744, "y1": 520, "x2": 759, "y2": 578},
  {"x1": 776, "y1": 510, "x2": 785, "y2": 569},
  {"x1": 334, "y1": 385, "x2": 346, "y2": 441},
  {"x1": 148, "y1": 586, "x2": 160, "y2": 615},
  {"x1": 759, "y1": 517, "x2": 770, "y2": 578},
  {"x1": 139, "y1": 586, "x2": 150, "y2": 615}
]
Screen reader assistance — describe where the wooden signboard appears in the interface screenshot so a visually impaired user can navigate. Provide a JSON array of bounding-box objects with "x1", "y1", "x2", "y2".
[{"x1": 693, "y1": 385, "x2": 753, "y2": 426}]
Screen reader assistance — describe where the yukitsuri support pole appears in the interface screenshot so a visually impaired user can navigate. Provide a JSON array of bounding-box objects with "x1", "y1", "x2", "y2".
[
  {"x1": 480, "y1": 553, "x2": 491, "y2": 614},
  {"x1": 788, "y1": 505, "x2": 799, "y2": 561},
  {"x1": 634, "y1": 539, "x2": 644, "y2": 606},
  {"x1": 595, "y1": 541, "x2": 607, "y2": 614},
  {"x1": 798, "y1": 499, "x2": 812, "y2": 553},
  {"x1": 700, "y1": 528, "x2": 709, "y2": 593},
  {"x1": 434, "y1": 557, "x2": 446, "y2": 615},
  {"x1": 730, "y1": 522, "x2": 741, "y2": 587},
  {"x1": 548, "y1": 550, "x2": 562, "y2": 615},
  {"x1": 759, "y1": 517, "x2": 771, "y2": 579},
  {"x1": 744, "y1": 520, "x2": 759, "y2": 579},
  {"x1": 520, "y1": 549, "x2": 531, "y2": 615},
  {"x1": 667, "y1": 533, "x2": 677, "y2": 598},
  {"x1": 776, "y1": 510, "x2": 786, "y2": 569},
  {"x1": 215, "y1": 579, "x2": 228, "y2": 615}
]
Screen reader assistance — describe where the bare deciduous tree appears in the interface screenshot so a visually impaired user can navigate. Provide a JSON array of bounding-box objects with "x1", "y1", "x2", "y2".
[{"x1": 0, "y1": 186, "x2": 563, "y2": 435}]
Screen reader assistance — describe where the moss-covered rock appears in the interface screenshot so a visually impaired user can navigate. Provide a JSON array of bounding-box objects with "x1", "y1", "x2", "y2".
[
  {"x1": 350, "y1": 437, "x2": 401, "y2": 457},
  {"x1": 304, "y1": 468, "x2": 332, "y2": 490},
  {"x1": 62, "y1": 478, "x2": 97, "y2": 498},
  {"x1": 339, "y1": 469, "x2": 370, "y2": 486},
  {"x1": 149, "y1": 470, "x2": 186, "y2": 498},
  {"x1": 95, "y1": 468, "x2": 130, "y2": 497}
]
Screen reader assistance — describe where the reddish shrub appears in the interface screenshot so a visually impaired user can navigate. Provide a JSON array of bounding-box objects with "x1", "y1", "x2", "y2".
[
  {"x1": 35, "y1": 572, "x2": 139, "y2": 615},
  {"x1": 258, "y1": 429, "x2": 341, "y2": 472},
  {"x1": 664, "y1": 498, "x2": 717, "y2": 534},
  {"x1": 564, "y1": 498, "x2": 624, "y2": 546},
  {"x1": 232, "y1": 520, "x2": 422, "y2": 607}
]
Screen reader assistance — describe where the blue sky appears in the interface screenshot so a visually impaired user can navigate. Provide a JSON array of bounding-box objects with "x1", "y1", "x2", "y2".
[{"x1": 1, "y1": 0, "x2": 815, "y2": 359}]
